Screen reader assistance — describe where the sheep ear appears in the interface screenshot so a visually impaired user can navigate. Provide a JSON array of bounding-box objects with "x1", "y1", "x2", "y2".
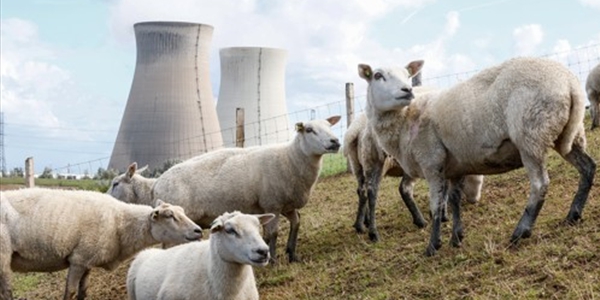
[
  {"x1": 326, "y1": 115, "x2": 341, "y2": 126},
  {"x1": 136, "y1": 165, "x2": 149, "y2": 174},
  {"x1": 295, "y1": 122, "x2": 305, "y2": 132},
  {"x1": 256, "y1": 213, "x2": 276, "y2": 225},
  {"x1": 154, "y1": 199, "x2": 165, "y2": 207},
  {"x1": 127, "y1": 162, "x2": 138, "y2": 179},
  {"x1": 358, "y1": 64, "x2": 373, "y2": 81},
  {"x1": 210, "y1": 219, "x2": 223, "y2": 233},
  {"x1": 151, "y1": 210, "x2": 159, "y2": 221},
  {"x1": 406, "y1": 60, "x2": 424, "y2": 77}
]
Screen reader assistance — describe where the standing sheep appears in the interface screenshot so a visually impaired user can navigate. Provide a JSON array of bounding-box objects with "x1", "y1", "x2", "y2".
[
  {"x1": 127, "y1": 211, "x2": 274, "y2": 300},
  {"x1": 360, "y1": 57, "x2": 596, "y2": 256},
  {"x1": 586, "y1": 62, "x2": 600, "y2": 130},
  {"x1": 151, "y1": 116, "x2": 341, "y2": 262},
  {"x1": 0, "y1": 188, "x2": 202, "y2": 300},
  {"x1": 344, "y1": 113, "x2": 485, "y2": 242},
  {"x1": 106, "y1": 162, "x2": 155, "y2": 204}
]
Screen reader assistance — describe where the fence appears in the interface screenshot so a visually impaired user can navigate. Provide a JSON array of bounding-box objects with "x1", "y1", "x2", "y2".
[{"x1": 51, "y1": 44, "x2": 600, "y2": 177}]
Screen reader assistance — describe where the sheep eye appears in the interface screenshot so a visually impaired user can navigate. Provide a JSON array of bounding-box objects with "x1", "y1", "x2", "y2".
[
  {"x1": 374, "y1": 72, "x2": 384, "y2": 81},
  {"x1": 225, "y1": 227, "x2": 238, "y2": 236},
  {"x1": 305, "y1": 127, "x2": 314, "y2": 133},
  {"x1": 112, "y1": 182, "x2": 119, "y2": 188}
]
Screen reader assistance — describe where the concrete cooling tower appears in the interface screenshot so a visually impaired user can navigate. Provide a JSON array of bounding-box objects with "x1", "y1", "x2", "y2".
[
  {"x1": 216, "y1": 47, "x2": 289, "y2": 147},
  {"x1": 108, "y1": 21, "x2": 222, "y2": 172}
]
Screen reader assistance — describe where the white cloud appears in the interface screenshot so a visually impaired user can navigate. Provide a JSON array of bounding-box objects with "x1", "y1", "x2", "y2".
[
  {"x1": 579, "y1": 0, "x2": 600, "y2": 9},
  {"x1": 106, "y1": 0, "x2": 435, "y2": 112},
  {"x1": 512, "y1": 24, "x2": 544, "y2": 56}
]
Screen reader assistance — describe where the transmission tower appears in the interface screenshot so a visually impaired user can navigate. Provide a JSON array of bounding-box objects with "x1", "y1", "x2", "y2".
[{"x1": 0, "y1": 112, "x2": 6, "y2": 176}]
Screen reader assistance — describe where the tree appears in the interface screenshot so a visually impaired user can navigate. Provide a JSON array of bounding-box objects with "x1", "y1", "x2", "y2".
[
  {"x1": 39, "y1": 167, "x2": 54, "y2": 179},
  {"x1": 11, "y1": 167, "x2": 24, "y2": 178}
]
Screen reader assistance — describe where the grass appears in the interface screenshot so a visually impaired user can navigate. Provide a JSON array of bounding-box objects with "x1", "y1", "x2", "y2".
[
  {"x1": 0, "y1": 177, "x2": 109, "y2": 192},
  {"x1": 6, "y1": 120, "x2": 600, "y2": 300}
]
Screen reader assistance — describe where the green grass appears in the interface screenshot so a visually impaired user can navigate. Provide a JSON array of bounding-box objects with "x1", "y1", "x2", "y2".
[
  {"x1": 320, "y1": 152, "x2": 347, "y2": 177},
  {"x1": 0, "y1": 177, "x2": 109, "y2": 192}
]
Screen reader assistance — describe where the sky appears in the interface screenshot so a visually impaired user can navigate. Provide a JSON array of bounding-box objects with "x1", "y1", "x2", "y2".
[{"x1": 1, "y1": 0, "x2": 600, "y2": 174}]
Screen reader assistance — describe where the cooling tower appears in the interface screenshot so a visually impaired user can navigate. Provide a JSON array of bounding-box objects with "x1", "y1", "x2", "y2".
[
  {"x1": 108, "y1": 21, "x2": 222, "y2": 172},
  {"x1": 216, "y1": 47, "x2": 289, "y2": 147}
]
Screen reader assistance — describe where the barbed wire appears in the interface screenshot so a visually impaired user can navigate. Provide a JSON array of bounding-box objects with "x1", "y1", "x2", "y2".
[{"x1": 6, "y1": 43, "x2": 599, "y2": 175}]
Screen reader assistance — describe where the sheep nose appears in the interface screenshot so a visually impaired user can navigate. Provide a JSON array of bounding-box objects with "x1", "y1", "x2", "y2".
[
  {"x1": 331, "y1": 138, "x2": 340, "y2": 146},
  {"x1": 194, "y1": 227, "x2": 203, "y2": 237},
  {"x1": 255, "y1": 248, "x2": 269, "y2": 258},
  {"x1": 401, "y1": 87, "x2": 412, "y2": 93}
]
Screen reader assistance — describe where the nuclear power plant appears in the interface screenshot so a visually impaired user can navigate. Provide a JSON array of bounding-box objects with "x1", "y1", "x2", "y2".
[
  {"x1": 216, "y1": 47, "x2": 290, "y2": 147},
  {"x1": 108, "y1": 21, "x2": 222, "y2": 172}
]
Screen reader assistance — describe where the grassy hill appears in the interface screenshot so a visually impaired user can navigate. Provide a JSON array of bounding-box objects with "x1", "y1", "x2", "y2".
[{"x1": 8, "y1": 122, "x2": 600, "y2": 299}]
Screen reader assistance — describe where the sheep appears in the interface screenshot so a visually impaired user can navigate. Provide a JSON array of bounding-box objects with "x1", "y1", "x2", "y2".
[
  {"x1": 106, "y1": 162, "x2": 155, "y2": 204},
  {"x1": 359, "y1": 57, "x2": 596, "y2": 256},
  {"x1": 0, "y1": 188, "x2": 203, "y2": 300},
  {"x1": 586, "y1": 62, "x2": 600, "y2": 130},
  {"x1": 127, "y1": 211, "x2": 274, "y2": 300},
  {"x1": 344, "y1": 112, "x2": 485, "y2": 242},
  {"x1": 150, "y1": 116, "x2": 341, "y2": 262}
]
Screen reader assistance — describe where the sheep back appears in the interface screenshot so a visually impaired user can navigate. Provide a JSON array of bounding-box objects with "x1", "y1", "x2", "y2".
[{"x1": 2, "y1": 188, "x2": 151, "y2": 271}]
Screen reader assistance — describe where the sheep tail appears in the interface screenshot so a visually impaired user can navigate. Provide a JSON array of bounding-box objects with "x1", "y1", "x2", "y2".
[{"x1": 557, "y1": 80, "x2": 587, "y2": 156}]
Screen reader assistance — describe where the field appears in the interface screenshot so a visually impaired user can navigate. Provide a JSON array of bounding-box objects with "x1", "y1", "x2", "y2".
[{"x1": 6, "y1": 122, "x2": 600, "y2": 299}]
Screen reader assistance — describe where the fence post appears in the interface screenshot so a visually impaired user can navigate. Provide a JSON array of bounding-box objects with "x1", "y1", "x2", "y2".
[
  {"x1": 25, "y1": 157, "x2": 34, "y2": 188},
  {"x1": 236, "y1": 108, "x2": 245, "y2": 148},
  {"x1": 345, "y1": 82, "x2": 354, "y2": 172}
]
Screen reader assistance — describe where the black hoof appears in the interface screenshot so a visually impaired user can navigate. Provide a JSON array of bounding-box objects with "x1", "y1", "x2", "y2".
[
  {"x1": 354, "y1": 224, "x2": 366, "y2": 234},
  {"x1": 414, "y1": 219, "x2": 427, "y2": 229},
  {"x1": 565, "y1": 212, "x2": 582, "y2": 225},
  {"x1": 510, "y1": 228, "x2": 531, "y2": 245},
  {"x1": 368, "y1": 231, "x2": 380, "y2": 243}
]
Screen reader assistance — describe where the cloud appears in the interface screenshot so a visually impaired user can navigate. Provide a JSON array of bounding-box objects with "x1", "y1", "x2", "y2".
[
  {"x1": 512, "y1": 24, "x2": 544, "y2": 56},
  {"x1": 579, "y1": 0, "x2": 600, "y2": 10},
  {"x1": 106, "y1": 0, "x2": 435, "y2": 113}
]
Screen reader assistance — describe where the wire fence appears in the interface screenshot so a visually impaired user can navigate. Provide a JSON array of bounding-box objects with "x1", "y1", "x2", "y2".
[{"x1": 40, "y1": 44, "x2": 600, "y2": 177}]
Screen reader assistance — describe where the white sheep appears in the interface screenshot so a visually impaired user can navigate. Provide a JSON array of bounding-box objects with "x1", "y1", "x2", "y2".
[
  {"x1": 127, "y1": 211, "x2": 274, "y2": 300},
  {"x1": 106, "y1": 162, "x2": 155, "y2": 204},
  {"x1": 360, "y1": 57, "x2": 596, "y2": 256},
  {"x1": 344, "y1": 113, "x2": 485, "y2": 242},
  {"x1": 0, "y1": 188, "x2": 202, "y2": 300},
  {"x1": 586, "y1": 62, "x2": 600, "y2": 130},
  {"x1": 150, "y1": 116, "x2": 341, "y2": 262}
]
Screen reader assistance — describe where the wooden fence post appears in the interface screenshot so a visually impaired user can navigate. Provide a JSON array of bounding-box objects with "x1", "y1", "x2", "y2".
[
  {"x1": 236, "y1": 108, "x2": 245, "y2": 148},
  {"x1": 345, "y1": 82, "x2": 354, "y2": 172},
  {"x1": 25, "y1": 157, "x2": 34, "y2": 188}
]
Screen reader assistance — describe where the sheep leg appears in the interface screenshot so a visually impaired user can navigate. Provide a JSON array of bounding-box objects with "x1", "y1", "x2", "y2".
[
  {"x1": 76, "y1": 269, "x2": 90, "y2": 300},
  {"x1": 263, "y1": 214, "x2": 281, "y2": 263},
  {"x1": 448, "y1": 178, "x2": 465, "y2": 248},
  {"x1": 283, "y1": 210, "x2": 301, "y2": 263},
  {"x1": 589, "y1": 90, "x2": 599, "y2": 130},
  {"x1": 365, "y1": 166, "x2": 384, "y2": 242},
  {"x1": 63, "y1": 265, "x2": 88, "y2": 300},
  {"x1": 563, "y1": 143, "x2": 596, "y2": 224},
  {"x1": 510, "y1": 153, "x2": 549, "y2": 245},
  {"x1": 425, "y1": 178, "x2": 447, "y2": 256},
  {"x1": 0, "y1": 225, "x2": 12, "y2": 300},
  {"x1": 353, "y1": 172, "x2": 368, "y2": 234},
  {"x1": 399, "y1": 176, "x2": 427, "y2": 228}
]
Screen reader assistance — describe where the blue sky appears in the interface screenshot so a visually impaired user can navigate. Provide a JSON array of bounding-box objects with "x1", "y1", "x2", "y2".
[{"x1": 1, "y1": 0, "x2": 599, "y2": 174}]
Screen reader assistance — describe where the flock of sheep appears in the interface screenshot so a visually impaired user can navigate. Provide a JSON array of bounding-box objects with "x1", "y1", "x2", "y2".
[{"x1": 0, "y1": 58, "x2": 598, "y2": 300}]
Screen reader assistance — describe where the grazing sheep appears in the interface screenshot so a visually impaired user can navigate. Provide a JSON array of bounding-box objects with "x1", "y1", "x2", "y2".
[
  {"x1": 586, "y1": 63, "x2": 600, "y2": 130},
  {"x1": 127, "y1": 211, "x2": 274, "y2": 300},
  {"x1": 344, "y1": 113, "x2": 485, "y2": 242},
  {"x1": 151, "y1": 116, "x2": 341, "y2": 262},
  {"x1": 0, "y1": 188, "x2": 202, "y2": 300},
  {"x1": 106, "y1": 162, "x2": 155, "y2": 204},
  {"x1": 360, "y1": 57, "x2": 596, "y2": 256}
]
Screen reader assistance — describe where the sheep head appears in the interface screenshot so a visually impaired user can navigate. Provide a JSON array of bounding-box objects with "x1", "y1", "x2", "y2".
[
  {"x1": 149, "y1": 200, "x2": 203, "y2": 244},
  {"x1": 210, "y1": 211, "x2": 274, "y2": 267},
  {"x1": 359, "y1": 60, "x2": 424, "y2": 112},
  {"x1": 295, "y1": 116, "x2": 341, "y2": 155}
]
